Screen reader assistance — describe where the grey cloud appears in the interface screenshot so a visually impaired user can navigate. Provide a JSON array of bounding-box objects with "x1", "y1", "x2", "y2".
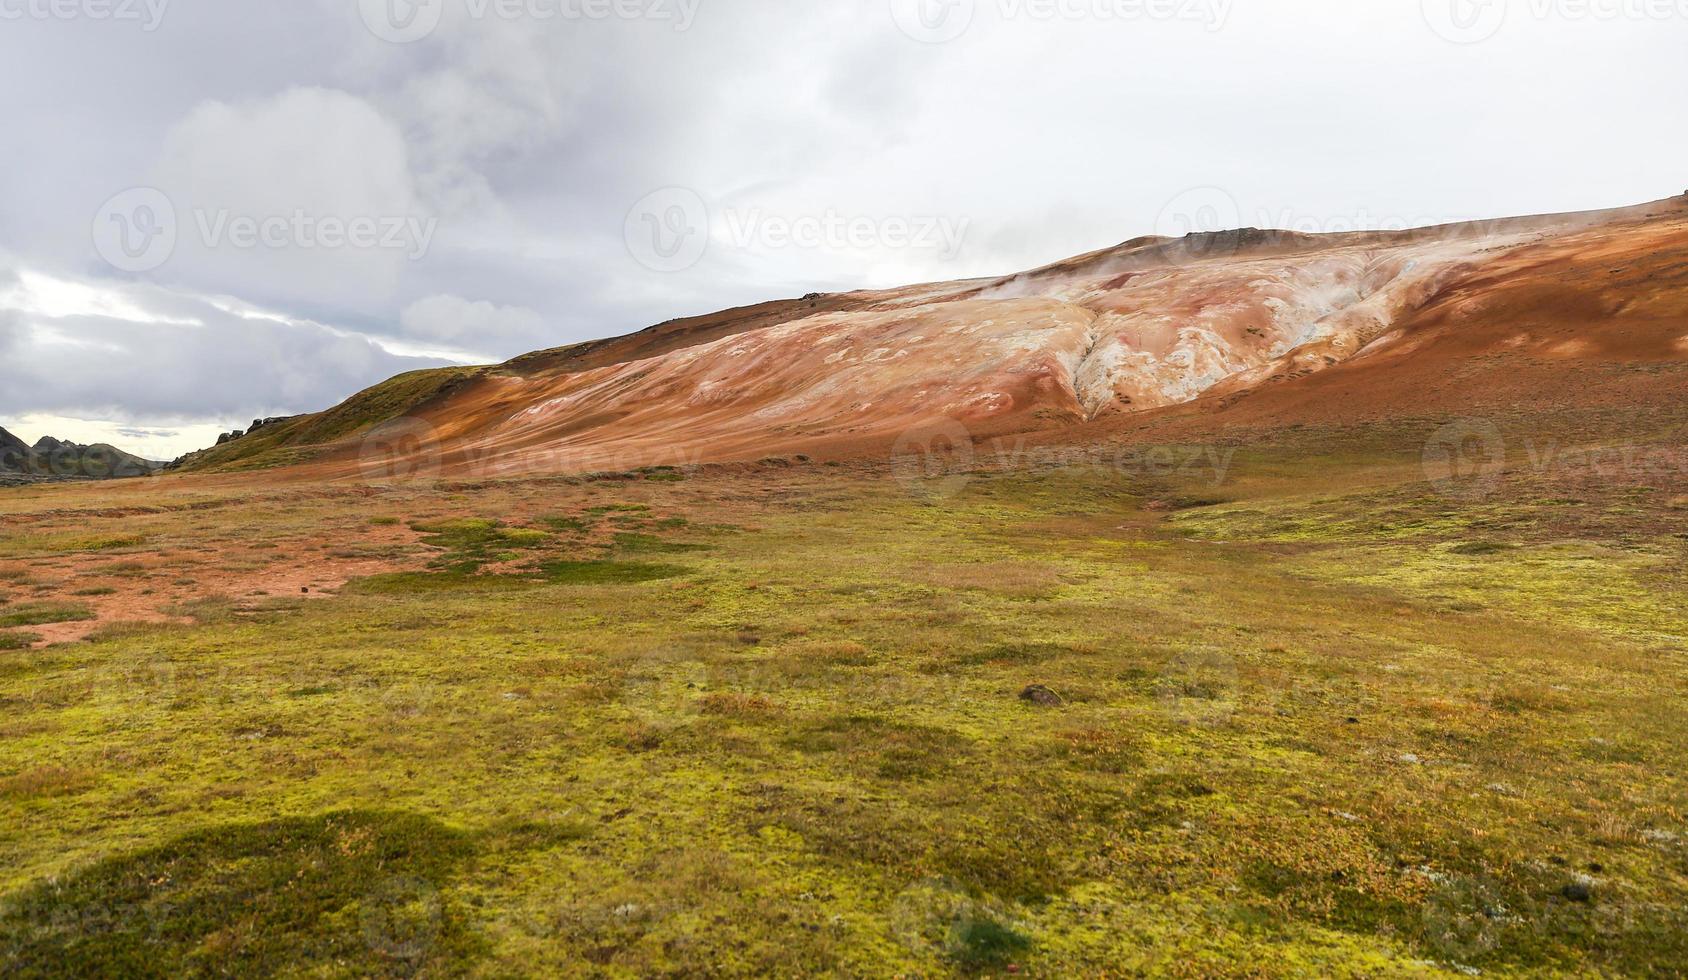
[
  {"x1": 1, "y1": 1, "x2": 1685, "y2": 438},
  {"x1": 0, "y1": 304, "x2": 446, "y2": 421},
  {"x1": 0, "y1": 309, "x2": 20, "y2": 355}
]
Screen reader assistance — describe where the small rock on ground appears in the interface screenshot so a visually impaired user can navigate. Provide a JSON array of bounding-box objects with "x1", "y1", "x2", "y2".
[
  {"x1": 1019, "y1": 684, "x2": 1065, "y2": 707},
  {"x1": 1562, "y1": 879, "x2": 1594, "y2": 903}
]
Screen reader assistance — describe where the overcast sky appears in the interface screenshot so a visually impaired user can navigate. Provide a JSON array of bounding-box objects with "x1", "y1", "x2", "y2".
[{"x1": 1, "y1": 0, "x2": 1684, "y2": 458}]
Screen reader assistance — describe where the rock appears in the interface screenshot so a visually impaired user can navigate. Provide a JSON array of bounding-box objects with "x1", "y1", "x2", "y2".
[
  {"x1": 0, "y1": 426, "x2": 156, "y2": 481},
  {"x1": 1562, "y1": 879, "x2": 1594, "y2": 903},
  {"x1": 1019, "y1": 684, "x2": 1065, "y2": 707}
]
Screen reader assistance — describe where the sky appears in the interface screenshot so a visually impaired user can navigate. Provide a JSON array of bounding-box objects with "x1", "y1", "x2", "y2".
[{"x1": 1, "y1": 0, "x2": 1684, "y2": 459}]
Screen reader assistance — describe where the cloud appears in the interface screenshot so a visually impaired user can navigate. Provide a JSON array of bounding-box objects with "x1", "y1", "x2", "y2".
[
  {"x1": 152, "y1": 87, "x2": 427, "y2": 314},
  {"x1": 0, "y1": 309, "x2": 20, "y2": 355},
  {"x1": 0, "y1": 277, "x2": 447, "y2": 424},
  {"x1": 400, "y1": 294, "x2": 546, "y2": 347},
  {"x1": 1, "y1": 1, "x2": 1685, "y2": 449}
]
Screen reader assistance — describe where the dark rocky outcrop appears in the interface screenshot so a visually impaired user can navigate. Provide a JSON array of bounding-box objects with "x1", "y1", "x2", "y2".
[
  {"x1": 200, "y1": 415, "x2": 301, "y2": 453},
  {"x1": 0, "y1": 425, "x2": 160, "y2": 485}
]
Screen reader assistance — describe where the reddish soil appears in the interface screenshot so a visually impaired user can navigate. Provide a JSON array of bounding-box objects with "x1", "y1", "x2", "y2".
[{"x1": 272, "y1": 196, "x2": 1687, "y2": 480}]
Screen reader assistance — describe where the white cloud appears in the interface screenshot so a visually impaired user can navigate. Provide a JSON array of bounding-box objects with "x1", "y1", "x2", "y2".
[
  {"x1": 400, "y1": 294, "x2": 545, "y2": 346},
  {"x1": 0, "y1": 266, "x2": 450, "y2": 456},
  {"x1": 152, "y1": 87, "x2": 428, "y2": 313},
  {"x1": 1, "y1": 1, "x2": 1685, "y2": 455},
  {"x1": 1, "y1": 269, "x2": 202, "y2": 326}
]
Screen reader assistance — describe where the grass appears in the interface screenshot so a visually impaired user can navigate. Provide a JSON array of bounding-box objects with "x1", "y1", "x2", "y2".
[
  {"x1": 612, "y1": 532, "x2": 711, "y2": 554},
  {"x1": 411, "y1": 518, "x2": 550, "y2": 571},
  {"x1": 0, "y1": 766, "x2": 97, "y2": 800},
  {"x1": 0, "y1": 603, "x2": 94, "y2": 629},
  {"x1": 0, "y1": 533, "x2": 145, "y2": 558},
  {"x1": 536, "y1": 560, "x2": 689, "y2": 585},
  {"x1": 0, "y1": 423, "x2": 1683, "y2": 975},
  {"x1": 176, "y1": 367, "x2": 483, "y2": 473},
  {"x1": 0, "y1": 811, "x2": 486, "y2": 977},
  {"x1": 0, "y1": 632, "x2": 41, "y2": 651}
]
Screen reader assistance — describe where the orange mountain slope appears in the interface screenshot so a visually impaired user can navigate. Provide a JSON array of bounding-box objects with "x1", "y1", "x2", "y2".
[{"x1": 182, "y1": 196, "x2": 1688, "y2": 479}]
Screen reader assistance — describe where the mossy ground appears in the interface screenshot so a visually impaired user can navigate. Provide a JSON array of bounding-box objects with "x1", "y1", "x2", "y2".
[{"x1": 0, "y1": 424, "x2": 1684, "y2": 976}]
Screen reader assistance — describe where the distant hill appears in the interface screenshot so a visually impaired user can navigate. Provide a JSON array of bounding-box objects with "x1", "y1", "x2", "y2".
[
  {"x1": 0, "y1": 426, "x2": 160, "y2": 484},
  {"x1": 167, "y1": 195, "x2": 1688, "y2": 479}
]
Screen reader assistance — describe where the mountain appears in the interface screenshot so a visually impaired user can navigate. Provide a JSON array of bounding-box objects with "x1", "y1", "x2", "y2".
[
  {"x1": 0, "y1": 427, "x2": 160, "y2": 484},
  {"x1": 0, "y1": 426, "x2": 29, "y2": 464},
  {"x1": 174, "y1": 196, "x2": 1688, "y2": 478}
]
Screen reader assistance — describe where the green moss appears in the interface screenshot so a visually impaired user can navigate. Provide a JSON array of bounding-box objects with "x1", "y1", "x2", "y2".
[
  {"x1": 177, "y1": 367, "x2": 484, "y2": 473},
  {"x1": 950, "y1": 642, "x2": 1082, "y2": 669},
  {"x1": 950, "y1": 914, "x2": 1032, "y2": 970},
  {"x1": 411, "y1": 518, "x2": 549, "y2": 570},
  {"x1": 0, "y1": 603, "x2": 94, "y2": 629},
  {"x1": 1449, "y1": 540, "x2": 1513, "y2": 555},
  {"x1": 537, "y1": 561, "x2": 689, "y2": 585},
  {"x1": 342, "y1": 571, "x2": 535, "y2": 595},
  {"x1": 612, "y1": 532, "x2": 711, "y2": 555},
  {"x1": 0, "y1": 812, "x2": 482, "y2": 978},
  {"x1": 1, "y1": 423, "x2": 1685, "y2": 975},
  {"x1": 0, "y1": 533, "x2": 146, "y2": 558}
]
